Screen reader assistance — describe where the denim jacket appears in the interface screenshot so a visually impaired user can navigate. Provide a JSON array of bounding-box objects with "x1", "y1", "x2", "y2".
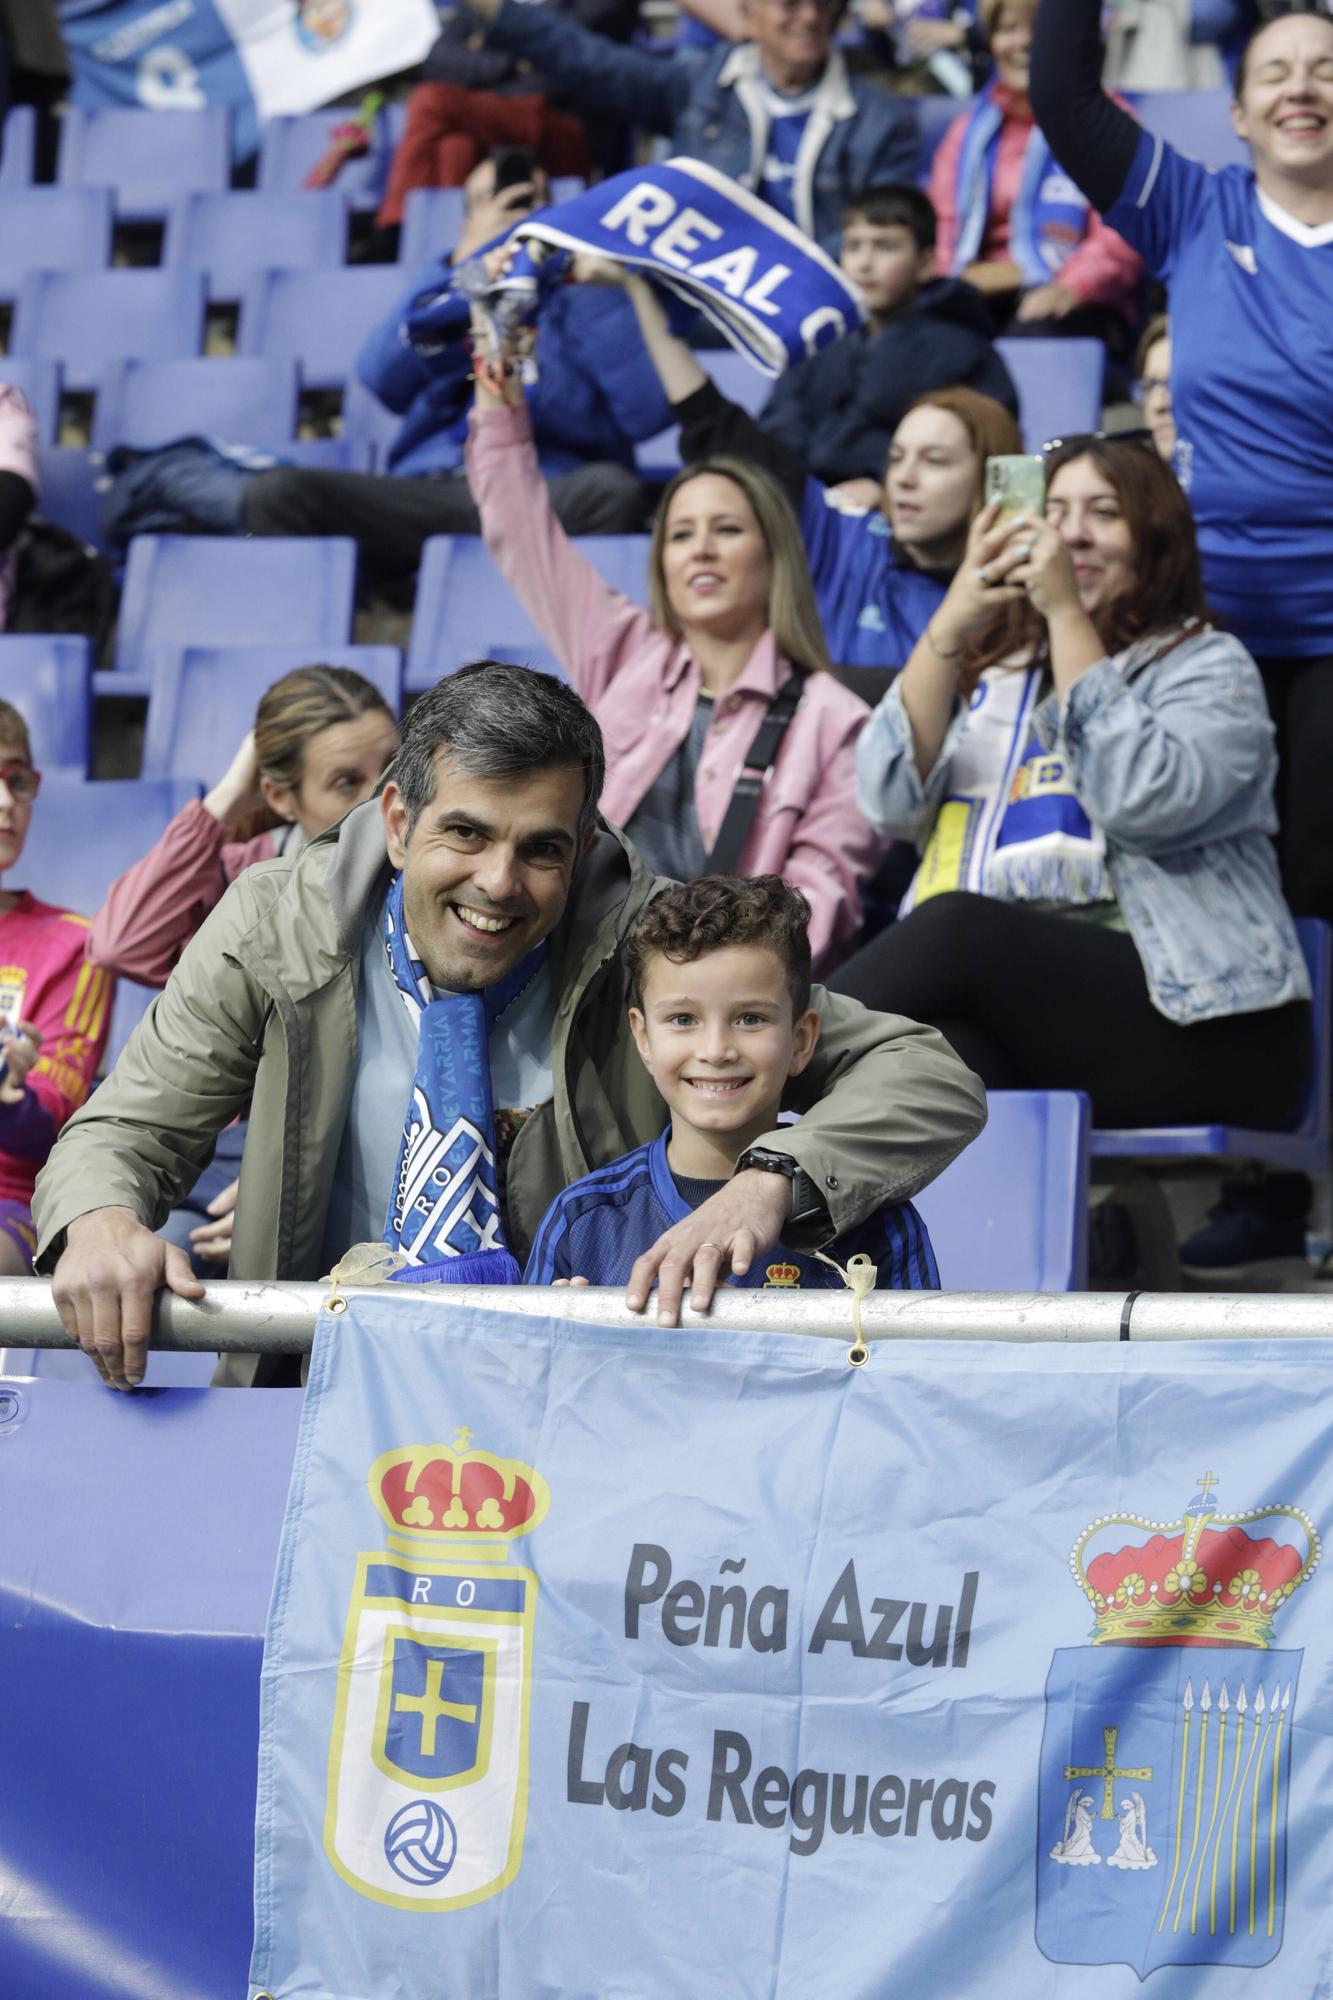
[
  {"x1": 484, "y1": 2, "x2": 919, "y2": 249},
  {"x1": 856, "y1": 624, "x2": 1310, "y2": 1024}
]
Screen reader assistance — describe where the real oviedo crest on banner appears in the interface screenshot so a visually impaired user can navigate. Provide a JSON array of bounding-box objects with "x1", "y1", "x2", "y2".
[
  {"x1": 324, "y1": 1432, "x2": 550, "y2": 1910},
  {"x1": 1036, "y1": 1475, "x2": 1320, "y2": 1978}
]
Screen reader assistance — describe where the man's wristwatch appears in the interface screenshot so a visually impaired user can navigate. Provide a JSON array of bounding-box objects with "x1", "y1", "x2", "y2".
[{"x1": 734, "y1": 1146, "x2": 828, "y2": 1229}]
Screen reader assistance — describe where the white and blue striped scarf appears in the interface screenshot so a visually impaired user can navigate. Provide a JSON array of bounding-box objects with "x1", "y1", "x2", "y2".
[{"x1": 380, "y1": 874, "x2": 545, "y2": 1288}]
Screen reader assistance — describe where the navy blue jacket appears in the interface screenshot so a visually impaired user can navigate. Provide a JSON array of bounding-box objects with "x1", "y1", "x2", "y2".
[
  {"x1": 356, "y1": 261, "x2": 671, "y2": 479},
  {"x1": 760, "y1": 278, "x2": 1018, "y2": 488}
]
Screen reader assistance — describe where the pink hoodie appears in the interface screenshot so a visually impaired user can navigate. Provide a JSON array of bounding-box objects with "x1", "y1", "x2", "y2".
[{"x1": 466, "y1": 403, "x2": 883, "y2": 968}]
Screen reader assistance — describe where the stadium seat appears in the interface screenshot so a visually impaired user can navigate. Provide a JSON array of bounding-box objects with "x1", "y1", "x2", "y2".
[
  {"x1": 0, "y1": 187, "x2": 113, "y2": 302},
  {"x1": 284, "y1": 437, "x2": 376, "y2": 472},
  {"x1": 109, "y1": 535, "x2": 358, "y2": 695},
  {"x1": 20, "y1": 774, "x2": 203, "y2": 1074},
  {"x1": 911, "y1": 92, "x2": 970, "y2": 181},
  {"x1": 914, "y1": 1089, "x2": 1092, "y2": 1291},
  {"x1": 142, "y1": 644, "x2": 404, "y2": 786},
  {"x1": 1091, "y1": 920, "x2": 1331, "y2": 1176},
  {"x1": 237, "y1": 266, "x2": 410, "y2": 391},
  {"x1": 257, "y1": 102, "x2": 408, "y2": 211},
  {"x1": 637, "y1": 349, "x2": 774, "y2": 478},
  {"x1": 0, "y1": 103, "x2": 36, "y2": 189},
  {"x1": 34, "y1": 445, "x2": 110, "y2": 554},
  {"x1": 1125, "y1": 89, "x2": 1250, "y2": 172},
  {"x1": 406, "y1": 534, "x2": 650, "y2": 688},
  {"x1": 11, "y1": 270, "x2": 207, "y2": 393},
  {"x1": 0, "y1": 358, "x2": 60, "y2": 443},
  {"x1": 341, "y1": 376, "x2": 404, "y2": 462},
  {"x1": 0, "y1": 636, "x2": 92, "y2": 775},
  {"x1": 91, "y1": 357, "x2": 301, "y2": 452},
  {"x1": 58, "y1": 104, "x2": 231, "y2": 221},
  {"x1": 994, "y1": 337, "x2": 1106, "y2": 452},
  {"x1": 164, "y1": 190, "x2": 349, "y2": 301},
  {"x1": 397, "y1": 187, "x2": 467, "y2": 270}
]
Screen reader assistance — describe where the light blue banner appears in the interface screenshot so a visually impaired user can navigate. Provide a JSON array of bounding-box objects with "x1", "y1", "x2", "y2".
[{"x1": 250, "y1": 1300, "x2": 1333, "y2": 1998}]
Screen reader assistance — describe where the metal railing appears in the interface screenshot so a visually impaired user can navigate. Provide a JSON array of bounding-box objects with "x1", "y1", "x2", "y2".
[{"x1": 3, "y1": 1277, "x2": 1333, "y2": 1356}]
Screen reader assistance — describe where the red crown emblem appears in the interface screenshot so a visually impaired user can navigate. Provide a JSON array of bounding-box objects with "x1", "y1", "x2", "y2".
[
  {"x1": 369, "y1": 1431, "x2": 550, "y2": 1549},
  {"x1": 1071, "y1": 1475, "x2": 1319, "y2": 1650}
]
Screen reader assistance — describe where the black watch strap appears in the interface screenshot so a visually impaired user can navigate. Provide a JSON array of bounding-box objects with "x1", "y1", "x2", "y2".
[{"x1": 735, "y1": 1147, "x2": 827, "y2": 1228}]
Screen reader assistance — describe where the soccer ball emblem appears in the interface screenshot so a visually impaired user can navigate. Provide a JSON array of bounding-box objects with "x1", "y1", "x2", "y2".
[{"x1": 384, "y1": 1798, "x2": 458, "y2": 1885}]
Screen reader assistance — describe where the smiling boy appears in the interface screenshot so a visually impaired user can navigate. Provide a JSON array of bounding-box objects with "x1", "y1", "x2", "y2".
[{"x1": 524, "y1": 875, "x2": 939, "y2": 1291}]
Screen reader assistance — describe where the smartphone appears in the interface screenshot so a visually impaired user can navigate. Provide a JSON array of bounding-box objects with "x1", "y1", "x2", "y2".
[
  {"x1": 492, "y1": 145, "x2": 536, "y2": 194},
  {"x1": 985, "y1": 454, "x2": 1046, "y2": 518}
]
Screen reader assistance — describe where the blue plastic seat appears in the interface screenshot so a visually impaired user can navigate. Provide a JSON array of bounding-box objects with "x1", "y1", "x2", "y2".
[
  {"x1": 111, "y1": 535, "x2": 358, "y2": 692},
  {"x1": 341, "y1": 376, "x2": 404, "y2": 463},
  {"x1": 0, "y1": 104, "x2": 36, "y2": 189},
  {"x1": 237, "y1": 266, "x2": 410, "y2": 391},
  {"x1": 914, "y1": 1089, "x2": 1092, "y2": 1291},
  {"x1": 19, "y1": 774, "x2": 203, "y2": 1072},
  {"x1": 11, "y1": 270, "x2": 207, "y2": 392},
  {"x1": 283, "y1": 436, "x2": 376, "y2": 472},
  {"x1": 91, "y1": 357, "x2": 300, "y2": 452},
  {"x1": 164, "y1": 190, "x2": 349, "y2": 301},
  {"x1": 0, "y1": 637, "x2": 92, "y2": 775},
  {"x1": 1124, "y1": 89, "x2": 1250, "y2": 171},
  {"x1": 34, "y1": 445, "x2": 110, "y2": 554},
  {"x1": 397, "y1": 187, "x2": 467, "y2": 270},
  {"x1": 257, "y1": 101, "x2": 408, "y2": 210},
  {"x1": 636, "y1": 348, "x2": 774, "y2": 478},
  {"x1": 142, "y1": 644, "x2": 403, "y2": 787},
  {"x1": 910, "y1": 92, "x2": 970, "y2": 182},
  {"x1": 1091, "y1": 920, "x2": 1331, "y2": 1176},
  {"x1": 406, "y1": 534, "x2": 650, "y2": 689},
  {"x1": 0, "y1": 187, "x2": 113, "y2": 301},
  {"x1": 58, "y1": 105, "x2": 231, "y2": 221},
  {"x1": 994, "y1": 337, "x2": 1106, "y2": 452},
  {"x1": 0, "y1": 358, "x2": 60, "y2": 443}
]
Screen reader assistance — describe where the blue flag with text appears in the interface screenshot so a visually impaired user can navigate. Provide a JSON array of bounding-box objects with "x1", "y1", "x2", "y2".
[{"x1": 249, "y1": 1299, "x2": 1333, "y2": 1998}]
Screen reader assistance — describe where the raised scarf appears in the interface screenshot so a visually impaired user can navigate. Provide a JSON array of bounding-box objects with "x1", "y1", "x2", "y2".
[{"x1": 380, "y1": 873, "x2": 545, "y2": 1287}]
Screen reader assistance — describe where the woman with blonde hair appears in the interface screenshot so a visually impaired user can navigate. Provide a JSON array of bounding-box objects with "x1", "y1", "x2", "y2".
[
  {"x1": 90, "y1": 662, "x2": 400, "y2": 1268},
  {"x1": 468, "y1": 342, "x2": 881, "y2": 969}
]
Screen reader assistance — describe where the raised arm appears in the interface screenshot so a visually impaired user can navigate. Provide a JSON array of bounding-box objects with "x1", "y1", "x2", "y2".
[
  {"x1": 465, "y1": 0, "x2": 689, "y2": 132},
  {"x1": 1029, "y1": 0, "x2": 1144, "y2": 211}
]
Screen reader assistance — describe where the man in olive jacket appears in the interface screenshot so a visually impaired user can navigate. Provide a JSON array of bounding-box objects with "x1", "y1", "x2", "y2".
[{"x1": 36, "y1": 665, "x2": 985, "y2": 1390}]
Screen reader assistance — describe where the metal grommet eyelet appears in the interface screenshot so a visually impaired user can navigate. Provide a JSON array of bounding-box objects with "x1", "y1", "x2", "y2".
[
  {"x1": 327, "y1": 1294, "x2": 348, "y2": 1315},
  {"x1": 847, "y1": 1341, "x2": 869, "y2": 1368},
  {"x1": 826, "y1": 1174, "x2": 840, "y2": 1190}
]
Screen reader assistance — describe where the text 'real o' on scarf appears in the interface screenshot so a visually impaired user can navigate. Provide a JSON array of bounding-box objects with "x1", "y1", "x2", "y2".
[{"x1": 380, "y1": 873, "x2": 545, "y2": 1288}]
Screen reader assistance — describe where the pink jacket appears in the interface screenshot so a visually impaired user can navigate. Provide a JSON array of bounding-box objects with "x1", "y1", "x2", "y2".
[
  {"x1": 0, "y1": 383, "x2": 38, "y2": 631},
  {"x1": 88, "y1": 800, "x2": 277, "y2": 987},
  {"x1": 929, "y1": 86, "x2": 1141, "y2": 318},
  {"x1": 466, "y1": 403, "x2": 882, "y2": 967}
]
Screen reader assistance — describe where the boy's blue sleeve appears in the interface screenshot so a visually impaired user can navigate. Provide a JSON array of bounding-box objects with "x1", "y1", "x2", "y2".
[
  {"x1": 849, "y1": 1203, "x2": 940, "y2": 1290},
  {"x1": 523, "y1": 1194, "x2": 573, "y2": 1283}
]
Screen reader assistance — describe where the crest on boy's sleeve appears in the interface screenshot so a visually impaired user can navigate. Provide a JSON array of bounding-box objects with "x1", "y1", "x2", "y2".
[
  {"x1": 1035, "y1": 1474, "x2": 1319, "y2": 1977},
  {"x1": 324, "y1": 1430, "x2": 550, "y2": 1911}
]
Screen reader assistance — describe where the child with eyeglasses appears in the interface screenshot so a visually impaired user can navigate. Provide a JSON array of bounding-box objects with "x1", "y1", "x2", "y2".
[{"x1": 0, "y1": 699, "x2": 112, "y2": 1275}]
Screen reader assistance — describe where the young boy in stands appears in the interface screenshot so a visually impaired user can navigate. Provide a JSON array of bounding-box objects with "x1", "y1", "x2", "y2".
[
  {"x1": 760, "y1": 184, "x2": 1017, "y2": 510},
  {"x1": 525, "y1": 875, "x2": 939, "y2": 1292}
]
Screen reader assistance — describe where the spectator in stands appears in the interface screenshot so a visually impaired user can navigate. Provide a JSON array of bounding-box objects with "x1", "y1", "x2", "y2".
[
  {"x1": 1135, "y1": 313, "x2": 1174, "y2": 462},
  {"x1": 0, "y1": 698, "x2": 112, "y2": 1275},
  {"x1": 756, "y1": 184, "x2": 1018, "y2": 499},
  {"x1": 577, "y1": 259, "x2": 1022, "y2": 673},
  {"x1": 235, "y1": 157, "x2": 666, "y2": 566},
  {"x1": 89, "y1": 665, "x2": 399, "y2": 1273},
  {"x1": 35, "y1": 664, "x2": 986, "y2": 1389},
  {"x1": 459, "y1": 0, "x2": 921, "y2": 249},
  {"x1": 930, "y1": 0, "x2": 1142, "y2": 361},
  {"x1": 830, "y1": 437, "x2": 1311, "y2": 1130},
  {"x1": 525, "y1": 873, "x2": 940, "y2": 1288},
  {"x1": 0, "y1": 381, "x2": 37, "y2": 628},
  {"x1": 1031, "y1": 1, "x2": 1333, "y2": 918},
  {"x1": 467, "y1": 332, "x2": 881, "y2": 968}
]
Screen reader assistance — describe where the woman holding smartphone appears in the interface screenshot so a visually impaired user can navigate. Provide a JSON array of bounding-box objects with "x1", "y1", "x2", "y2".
[{"x1": 828, "y1": 437, "x2": 1310, "y2": 1131}]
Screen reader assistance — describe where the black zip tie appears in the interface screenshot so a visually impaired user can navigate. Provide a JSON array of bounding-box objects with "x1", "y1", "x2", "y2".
[{"x1": 1119, "y1": 1290, "x2": 1142, "y2": 1342}]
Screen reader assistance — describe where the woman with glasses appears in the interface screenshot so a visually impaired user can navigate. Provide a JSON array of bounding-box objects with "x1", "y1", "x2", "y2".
[
  {"x1": 828, "y1": 437, "x2": 1310, "y2": 1130},
  {"x1": 0, "y1": 699, "x2": 112, "y2": 1275}
]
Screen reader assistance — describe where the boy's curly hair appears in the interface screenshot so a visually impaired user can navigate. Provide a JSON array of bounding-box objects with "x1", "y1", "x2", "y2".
[{"x1": 625, "y1": 875, "x2": 813, "y2": 1017}]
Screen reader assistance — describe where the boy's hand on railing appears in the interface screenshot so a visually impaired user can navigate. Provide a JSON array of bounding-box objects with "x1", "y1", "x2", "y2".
[{"x1": 52, "y1": 1207, "x2": 205, "y2": 1392}]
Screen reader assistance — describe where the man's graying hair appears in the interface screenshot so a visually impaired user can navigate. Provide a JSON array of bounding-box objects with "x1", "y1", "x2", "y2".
[{"x1": 390, "y1": 662, "x2": 606, "y2": 839}]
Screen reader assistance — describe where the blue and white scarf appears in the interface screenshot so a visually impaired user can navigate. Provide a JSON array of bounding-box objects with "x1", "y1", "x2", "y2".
[
  {"x1": 407, "y1": 159, "x2": 864, "y2": 379},
  {"x1": 380, "y1": 874, "x2": 545, "y2": 1288},
  {"x1": 951, "y1": 85, "x2": 1090, "y2": 287}
]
